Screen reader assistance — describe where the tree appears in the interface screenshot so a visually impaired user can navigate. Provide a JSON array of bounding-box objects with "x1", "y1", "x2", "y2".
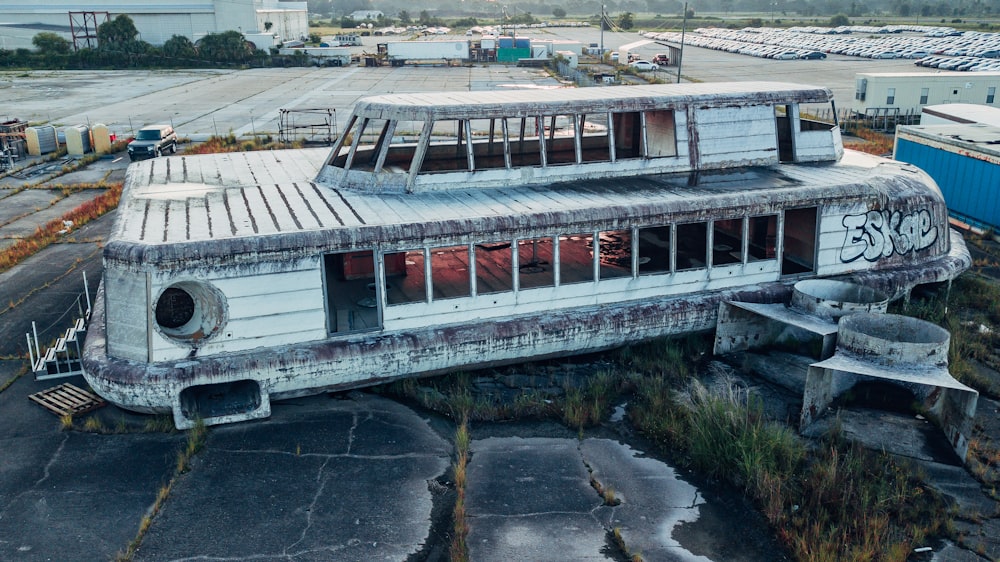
[
  {"x1": 32, "y1": 32, "x2": 71, "y2": 55},
  {"x1": 163, "y1": 35, "x2": 197, "y2": 62},
  {"x1": 618, "y1": 12, "x2": 634, "y2": 29},
  {"x1": 829, "y1": 13, "x2": 850, "y2": 26},
  {"x1": 553, "y1": 7, "x2": 567, "y2": 17},
  {"x1": 197, "y1": 31, "x2": 255, "y2": 64},
  {"x1": 98, "y1": 15, "x2": 139, "y2": 47},
  {"x1": 399, "y1": 10, "x2": 412, "y2": 24}
]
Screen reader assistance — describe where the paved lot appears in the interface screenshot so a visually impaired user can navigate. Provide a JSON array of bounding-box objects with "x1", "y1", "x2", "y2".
[
  {"x1": 0, "y1": 32, "x2": 989, "y2": 561},
  {"x1": 1, "y1": 31, "x2": 925, "y2": 142}
]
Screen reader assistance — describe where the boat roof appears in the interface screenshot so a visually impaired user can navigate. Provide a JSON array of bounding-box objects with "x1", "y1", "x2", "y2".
[
  {"x1": 347, "y1": 82, "x2": 833, "y2": 120},
  {"x1": 106, "y1": 147, "x2": 926, "y2": 266}
]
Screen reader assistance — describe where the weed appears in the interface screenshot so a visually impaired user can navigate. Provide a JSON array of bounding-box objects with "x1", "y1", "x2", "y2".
[
  {"x1": 142, "y1": 414, "x2": 176, "y2": 433},
  {"x1": 83, "y1": 416, "x2": 106, "y2": 433},
  {"x1": 117, "y1": 420, "x2": 207, "y2": 561},
  {"x1": 60, "y1": 414, "x2": 74, "y2": 431},
  {"x1": 608, "y1": 527, "x2": 643, "y2": 561}
]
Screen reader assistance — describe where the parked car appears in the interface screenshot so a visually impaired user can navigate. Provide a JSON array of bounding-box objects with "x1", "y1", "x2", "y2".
[
  {"x1": 629, "y1": 60, "x2": 659, "y2": 71},
  {"x1": 800, "y1": 51, "x2": 827, "y2": 59},
  {"x1": 774, "y1": 51, "x2": 800, "y2": 60},
  {"x1": 128, "y1": 124, "x2": 177, "y2": 162},
  {"x1": 653, "y1": 53, "x2": 669, "y2": 64}
]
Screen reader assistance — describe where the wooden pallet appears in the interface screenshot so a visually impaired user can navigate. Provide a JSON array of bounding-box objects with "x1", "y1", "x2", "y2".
[{"x1": 29, "y1": 383, "x2": 106, "y2": 417}]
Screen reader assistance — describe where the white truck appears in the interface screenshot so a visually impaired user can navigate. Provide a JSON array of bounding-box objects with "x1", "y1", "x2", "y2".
[
  {"x1": 384, "y1": 40, "x2": 470, "y2": 66},
  {"x1": 278, "y1": 46, "x2": 352, "y2": 66}
]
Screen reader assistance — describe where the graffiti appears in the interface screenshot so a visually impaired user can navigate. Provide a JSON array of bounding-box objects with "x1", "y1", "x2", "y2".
[{"x1": 841, "y1": 209, "x2": 938, "y2": 263}]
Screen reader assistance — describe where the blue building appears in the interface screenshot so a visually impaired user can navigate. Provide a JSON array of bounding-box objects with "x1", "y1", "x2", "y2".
[{"x1": 895, "y1": 121, "x2": 1000, "y2": 231}]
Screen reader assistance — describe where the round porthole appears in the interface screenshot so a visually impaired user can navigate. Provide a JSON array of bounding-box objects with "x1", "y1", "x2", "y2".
[{"x1": 153, "y1": 281, "x2": 226, "y2": 343}]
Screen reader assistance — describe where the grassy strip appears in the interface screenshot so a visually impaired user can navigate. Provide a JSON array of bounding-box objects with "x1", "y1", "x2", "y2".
[
  {"x1": 183, "y1": 133, "x2": 304, "y2": 155},
  {"x1": 450, "y1": 417, "x2": 471, "y2": 562},
  {"x1": 0, "y1": 181, "x2": 122, "y2": 275},
  {"x1": 115, "y1": 419, "x2": 207, "y2": 561},
  {"x1": 843, "y1": 127, "x2": 895, "y2": 156}
]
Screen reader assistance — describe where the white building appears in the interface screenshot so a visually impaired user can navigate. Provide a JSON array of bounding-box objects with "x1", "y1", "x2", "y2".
[
  {"x1": 348, "y1": 10, "x2": 383, "y2": 21},
  {"x1": 920, "y1": 103, "x2": 1000, "y2": 127},
  {"x1": 0, "y1": 0, "x2": 308, "y2": 50},
  {"x1": 853, "y1": 72, "x2": 1000, "y2": 118}
]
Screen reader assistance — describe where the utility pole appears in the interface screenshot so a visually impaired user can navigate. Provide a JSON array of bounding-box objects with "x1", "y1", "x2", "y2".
[
  {"x1": 599, "y1": 4, "x2": 605, "y2": 58},
  {"x1": 677, "y1": 2, "x2": 687, "y2": 84}
]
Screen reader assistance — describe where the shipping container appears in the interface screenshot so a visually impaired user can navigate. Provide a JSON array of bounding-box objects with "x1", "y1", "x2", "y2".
[{"x1": 895, "y1": 123, "x2": 1000, "y2": 230}]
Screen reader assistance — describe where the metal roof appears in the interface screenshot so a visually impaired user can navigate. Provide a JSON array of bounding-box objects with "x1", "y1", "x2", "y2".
[
  {"x1": 106, "y1": 147, "x2": 922, "y2": 267},
  {"x1": 350, "y1": 82, "x2": 834, "y2": 120}
]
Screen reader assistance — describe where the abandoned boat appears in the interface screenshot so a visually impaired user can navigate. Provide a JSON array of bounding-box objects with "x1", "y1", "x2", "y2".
[{"x1": 82, "y1": 82, "x2": 971, "y2": 428}]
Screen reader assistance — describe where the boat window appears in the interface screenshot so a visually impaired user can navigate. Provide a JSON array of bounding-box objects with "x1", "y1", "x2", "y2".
[
  {"x1": 782, "y1": 207, "x2": 818, "y2": 275},
  {"x1": 637, "y1": 225, "x2": 671, "y2": 275},
  {"x1": 419, "y1": 119, "x2": 471, "y2": 173},
  {"x1": 798, "y1": 102, "x2": 838, "y2": 131},
  {"x1": 748, "y1": 215, "x2": 778, "y2": 262},
  {"x1": 475, "y1": 241, "x2": 513, "y2": 295},
  {"x1": 579, "y1": 113, "x2": 611, "y2": 163},
  {"x1": 335, "y1": 117, "x2": 391, "y2": 172},
  {"x1": 775, "y1": 105, "x2": 794, "y2": 162},
  {"x1": 385, "y1": 250, "x2": 427, "y2": 305},
  {"x1": 599, "y1": 229, "x2": 632, "y2": 279},
  {"x1": 543, "y1": 114, "x2": 579, "y2": 166},
  {"x1": 518, "y1": 237, "x2": 555, "y2": 289},
  {"x1": 612, "y1": 111, "x2": 643, "y2": 159},
  {"x1": 559, "y1": 233, "x2": 595, "y2": 285},
  {"x1": 712, "y1": 219, "x2": 743, "y2": 266},
  {"x1": 504, "y1": 117, "x2": 544, "y2": 167},
  {"x1": 676, "y1": 222, "x2": 708, "y2": 270},
  {"x1": 431, "y1": 244, "x2": 472, "y2": 300},
  {"x1": 644, "y1": 110, "x2": 677, "y2": 158},
  {"x1": 470, "y1": 118, "x2": 507, "y2": 170},
  {"x1": 323, "y1": 251, "x2": 382, "y2": 334}
]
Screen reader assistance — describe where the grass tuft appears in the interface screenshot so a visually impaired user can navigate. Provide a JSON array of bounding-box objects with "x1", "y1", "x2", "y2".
[{"x1": 450, "y1": 416, "x2": 471, "y2": 562}]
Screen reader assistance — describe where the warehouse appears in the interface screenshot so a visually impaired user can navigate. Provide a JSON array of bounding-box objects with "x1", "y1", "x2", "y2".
[{"x1": 0, "y1": 0, "x2": 308, "y2": 50}]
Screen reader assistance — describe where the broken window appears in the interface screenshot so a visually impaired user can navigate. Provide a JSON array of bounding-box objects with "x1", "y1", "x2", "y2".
[
  {"x1": 559, "y1": 233, "x2": 595, "y2": 285},
  {"x1": 612, "y1": 111, "x2": 643, "y2": 159},
  {"x1": 505, "y1": 116, "x2": 544, "y2": 167},
  {"x1": 579, "y1": 113, "x2": 612, "y2": 163},
  {"x1": 782, "y1": 207, "x2": 818, "y2": 275},
  {"x1": 470, "y1": 118, "x2": 507, "y2": 170},
  {"x1": 431, "y1": 244, "x2": 471, "y2": 300},
  {"x1": 637, "y1": 225, "x2": 671, "y2": 275},
  {"x1": 331, "y1": 117, "x2": 392, "y2": 172},
  {"x1": 323, "y1": 250, "x2": 381, "y2": 334},
  {"x1": 543, "y1": 114, "x2": 579, "y2": 166},
  {"x1": 798, "y1": 102, "x2": 838, "y2": 131},
  {"x1": 475, "y1": 241, "x2": 513, "y2": 295},
  {"x1": 599, "y1": 229, "x2": 632, "y2": 279},
  {"x1": 676, "y1": 222, "x2": 708, "y2": 270},
  {"x1": 385, "y1": 250, "x2": 427, "y2": 305},
  {"x1": 518, "y1": 237, "x2": 555, "y2": 289},
  {"x1": 419, "y1": 119, "x2": 473, "y2": 173},
  {"x1": 712, "y1": 219, "x2": 743, "y2": 266},
  {"x1": 748, "y1": 215, "x2": 778, "y2": 262}
]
